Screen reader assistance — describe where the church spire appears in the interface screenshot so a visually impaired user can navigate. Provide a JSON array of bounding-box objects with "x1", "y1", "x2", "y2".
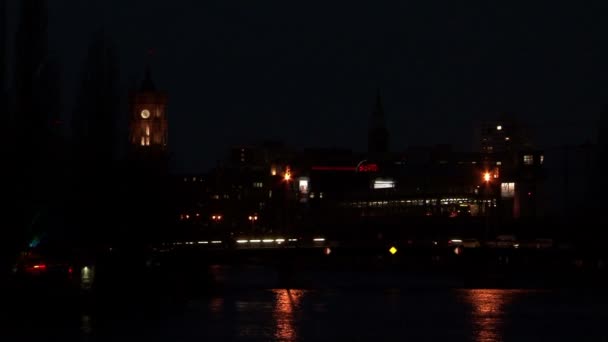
[
  {"x1": 372, "y1": 89, "x2": 384, "y2": 122},
  {"x1": 368, "y1": 90, "x2": 389, "y2": 155},
  {"x1": 140, "y1": 65, "x2": 156, "y2": 92},
  {"x1": 140, "y1": 48, "x2": 156, "y2": 91}
]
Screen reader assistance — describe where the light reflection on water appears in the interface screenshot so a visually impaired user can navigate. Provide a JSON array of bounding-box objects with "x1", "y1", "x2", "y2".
[
  {"x1": 461, "y1": 289, "x2": 524, "y2": 342},
  {"x1": 273, "y1": 289, "x2": 305, "y2": 342},
  {"x1": 14, "y1": 278, "x2": 607, "y2": 342},
  {"x1": 209, "y1": 297, "x2": 224, "y2": 314}
]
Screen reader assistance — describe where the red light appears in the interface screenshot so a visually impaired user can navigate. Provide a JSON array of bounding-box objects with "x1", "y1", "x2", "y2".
[
  {"x1": 357, "y1": 163, "x2": 379, "y2": 172},
  {"x1": 68, "y1": 267, "x2": 73, "y2": 274},
  {"x1": 27, "y1": 264, "x2": 47, "y2": 272}
]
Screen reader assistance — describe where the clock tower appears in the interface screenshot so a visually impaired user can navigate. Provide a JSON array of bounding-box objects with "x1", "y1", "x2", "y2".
[{"x1": 129, "y1": 67, "x2": 168, "y2": 157}]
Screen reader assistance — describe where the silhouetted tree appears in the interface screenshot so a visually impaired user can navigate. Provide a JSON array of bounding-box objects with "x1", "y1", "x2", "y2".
[
  {"x1": 3, "y1": 0, "x2": 64, "y2": 271},
  {"x1": 70, "y1": 31, "x2": 121, "y2": 243},
  {"x1": 0, "y1": 0, "x2": 6, "y2": 103},
  {"x1": 14, "y1": 0, "x2": 50, "y2": 162},
  {"x1": 72, "y1": 31, "x2": 120, "y2": 169}
]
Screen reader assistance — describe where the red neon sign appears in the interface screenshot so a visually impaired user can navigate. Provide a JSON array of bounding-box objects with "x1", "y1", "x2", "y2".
[{"x1": 357, "y1": 163, "x2": 378, "y2": 172}]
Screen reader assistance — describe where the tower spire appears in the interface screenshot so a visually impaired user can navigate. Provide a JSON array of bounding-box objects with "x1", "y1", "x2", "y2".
[
  {"x1": 368, "y1": 90, "x2": 389, "y2": 155},
  {"x1": 373, "y1": 88, "x2": 384, "y2": 120},
  {"x1": 140, "y1": 48, "x2": 156, "y2": 91}
]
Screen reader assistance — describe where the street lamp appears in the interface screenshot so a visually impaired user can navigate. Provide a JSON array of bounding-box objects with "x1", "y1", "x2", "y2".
[
  {"x1": 483, "y1": 172, "x2": 491, "y2": 183},
  {"x1": 248, "y1": 214, "x2": 258, "y2": 233},
  {"x1": 482, "y1": 171, "x2": 492, "y2": 241},
  {"x1": 282, "y1": 167, "x2": 292, "y2": 235}
]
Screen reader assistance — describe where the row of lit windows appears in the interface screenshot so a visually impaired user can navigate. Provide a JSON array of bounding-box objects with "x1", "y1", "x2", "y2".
[
  {"x1": 344, "y1": 198, "x2": 495, "y2": 208},
  {"x1": 523, "y1": 155, "x2": 544, "y2": 165},
  {"x1": 183, "y1": 177, "x2": 204, "y2": 182},
  {"x1": 179, "y1": 213, "x2": 261, "y2": 222}
]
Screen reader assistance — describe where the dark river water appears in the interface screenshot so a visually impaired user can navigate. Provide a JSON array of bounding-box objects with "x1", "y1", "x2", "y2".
[{"x1": 3, "y1": 267, "x2": 608, "y2": 341}]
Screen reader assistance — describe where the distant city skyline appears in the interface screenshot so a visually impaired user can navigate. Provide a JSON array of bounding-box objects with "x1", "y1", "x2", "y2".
[{"x1": 2, "y1": 0, "x2": 604, "y2": 173}]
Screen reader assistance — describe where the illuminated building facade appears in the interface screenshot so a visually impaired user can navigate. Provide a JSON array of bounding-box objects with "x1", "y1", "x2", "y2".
[
  {"x1": 128, "y1": 68, "x2": 168, "y2": 156},
  {"x1": 173, "y1": 140, "x2": 546, "y2": 240}
]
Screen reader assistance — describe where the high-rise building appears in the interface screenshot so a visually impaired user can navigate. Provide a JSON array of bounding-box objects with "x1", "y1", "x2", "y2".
[
  {"x1": 368, "y1": 92, "x2": 389, "y2": 155},
  {"x1": 478, "y1": 114, "x2": 532, "y2": 155}
]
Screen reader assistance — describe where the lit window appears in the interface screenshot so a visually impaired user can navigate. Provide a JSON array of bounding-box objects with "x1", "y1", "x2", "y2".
[
  {"x1": 319, "y1": 192, "x2": 324, "y2": 199},
  {"x1": 253, "y1": 182, "x2": 263, "y2": 188},
  {"x1": 540, "y1": 155, "x2": 544, "y2": 165},
  {"x1": 501, "y1": 182, "x2": 515, "y2": 198},
  {"x1": 146, "y1": 137, "x2": 150, "y2": 146},
  {"x1": 140, "y1": 136, "x2": 145, "y2": 146},
  {"x1": 497, "y1": 125, "x2": 502, "y2": 131},
  {"x1": 496, "y1": 161, "x2": 502, "y2": 165},
  {"x1": 487, "y1": 146, "x2": 493, "y2": 152},
  {"x1": 145, "y1": 125, "x2": 150, "y2": 136},
  {"x1": 505, "y1": 136, "x2": 510, "y2": 141},
  {"x1": 523, "y1": 155, "x2": 533, "y2": 165}
]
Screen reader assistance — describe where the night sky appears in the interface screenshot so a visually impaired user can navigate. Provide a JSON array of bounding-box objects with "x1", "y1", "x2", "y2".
[{"x1": 5, "y1": 1, "x2": 607, "y2": 173}]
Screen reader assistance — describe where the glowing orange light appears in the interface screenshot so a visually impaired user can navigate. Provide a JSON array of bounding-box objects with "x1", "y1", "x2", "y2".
[
  {"x1": 284, "y1": 171, "x2": 291, "y2": 181},
  {"x1": 248, "y1": 215, "x2": 253, "y2": 220},
  {"x1": 483, "y1": 172, "x2": 491, "y2": 182}
]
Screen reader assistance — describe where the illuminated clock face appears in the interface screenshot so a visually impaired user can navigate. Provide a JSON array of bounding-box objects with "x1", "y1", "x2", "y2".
[{"x1": 140, "y1": 109, "x2": 151, "y2": 119}]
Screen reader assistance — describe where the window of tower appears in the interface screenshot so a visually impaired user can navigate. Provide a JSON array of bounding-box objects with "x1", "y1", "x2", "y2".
[
  {"x1": 140, "y1": 136, "x2": 145, "y2": 146},
  {"x1": 146, "y1": 125, "x2": 150, "y2": 136}
]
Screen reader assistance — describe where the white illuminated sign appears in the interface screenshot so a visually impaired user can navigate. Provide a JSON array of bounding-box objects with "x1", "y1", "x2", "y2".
[
  {"x1": 373, "y1": 179, "x2": 395, "y2": 189},
  {"x1": 298, "y1": 178, "x2": 309, "y2": 194}
]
